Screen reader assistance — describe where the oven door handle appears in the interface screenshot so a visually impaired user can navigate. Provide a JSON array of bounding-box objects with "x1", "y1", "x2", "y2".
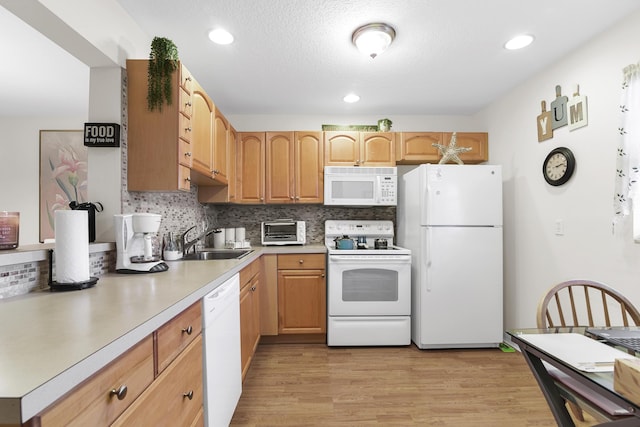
[{"x1": 329, "y1": 256, "x2": 411, "y2": 264}]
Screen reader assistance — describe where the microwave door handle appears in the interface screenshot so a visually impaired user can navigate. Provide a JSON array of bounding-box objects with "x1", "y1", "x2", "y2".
[{"x1": 375, "y1": 175, "x2": 381, "y2": 204}]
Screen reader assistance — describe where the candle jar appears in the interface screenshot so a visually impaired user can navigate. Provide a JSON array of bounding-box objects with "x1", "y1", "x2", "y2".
[{"x1": 0, "y1": 212, "x2": 19, "y2": 250}]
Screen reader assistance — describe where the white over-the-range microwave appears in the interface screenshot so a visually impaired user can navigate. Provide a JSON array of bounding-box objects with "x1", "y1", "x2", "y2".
[{"x1": 323, "y1": 166, "x2": 397, "y2": 206}]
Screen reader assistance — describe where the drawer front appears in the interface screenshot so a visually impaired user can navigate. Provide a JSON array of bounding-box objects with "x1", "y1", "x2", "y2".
[
  {"x1": 179, "y1": 113, "x2": 192, "y2": 142},
  {"x1": 180, "y1": 87, "x2": 192, "y2": 118},
  {"x1": 38, "y1": 335, "x2": 154, "y2": 427},
  {"x1": 178, "y1": 164, "x2": 191, "y2": 192},
  {"x1": 239, "y1": 259, "x2": 260, "y2": 287},
  {"x1": 113, "y1": 335, "x2": 203, "y2": 427},
  {"x1": 179, "y1": 139, "x2": 192, "y2": 167},
  {"x1": 156, "y1": 302, "x2": 202, "y2": 374},
  {"x1": 278, "y1": 253, "x2": 325, "y2": 270}
]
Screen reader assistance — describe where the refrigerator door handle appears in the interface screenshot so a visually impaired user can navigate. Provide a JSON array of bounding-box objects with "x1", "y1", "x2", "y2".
[{"x1": 423, "y1": 228, "x2": 431, "y2": 292}]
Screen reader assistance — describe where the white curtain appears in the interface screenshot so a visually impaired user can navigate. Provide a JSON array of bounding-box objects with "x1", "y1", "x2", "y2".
[{"x1": 613, "y1": 63, "x2": 640, "y2": 239}]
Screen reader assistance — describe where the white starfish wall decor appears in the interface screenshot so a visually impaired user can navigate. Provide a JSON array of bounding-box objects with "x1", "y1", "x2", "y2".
[{"x1": 432, "y1": 132, "x2": 472, "y2": 165}]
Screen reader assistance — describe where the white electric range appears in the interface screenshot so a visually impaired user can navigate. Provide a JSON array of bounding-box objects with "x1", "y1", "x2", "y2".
[{"x1": 325, "y1": 220, "x2": 411, "y2": 346}]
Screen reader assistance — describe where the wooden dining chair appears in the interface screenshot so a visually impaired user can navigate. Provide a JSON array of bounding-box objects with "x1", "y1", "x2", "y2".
[
  {"x1": 536, "y1": 279, "x2": 640, "y2": 423},
  {"x1": 537, "y1": 279, "x2": 640, "y2": 329}
]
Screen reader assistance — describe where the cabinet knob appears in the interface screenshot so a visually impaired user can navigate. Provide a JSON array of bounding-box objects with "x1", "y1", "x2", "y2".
[
  {"x1": 250, "y1": 286, "x2": 256, "y2": 292},
  {"x1": 183, "y1": 390, "x2": 194, "y2": 400},
  {"x1": 185, "y1": 127, "x2": 192, "y2": 132},
  {"x1": 185, "y1": 177, "x2": 191, "y2": 182},
  {"x1": 290, "y1": 196, "x2": 294, "y2": 200},
  {"x1": 185, "y1": 101, "x2": 192, "y2": 107},
  {"x1": 299, "y1": 259, "x2": 304, "y2": 264},
  {"x1": 321, "y1": 273, "x2": 325, "y2": 278},
  {"x1": 110, "y1": 385, "x2": 128, "y2": 400},
  {"x1": 213, "y1": 169, "x2": 219, "y2": 175},
  {"x1": 185, "y1": 152, "x2": 192, "y2": 157},
  {"x1": 182, "y1": 325, "x2": 193, "y2": 335}
]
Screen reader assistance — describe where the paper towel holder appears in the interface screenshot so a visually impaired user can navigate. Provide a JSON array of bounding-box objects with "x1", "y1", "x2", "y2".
[{"x1": 47, "y1": 249, "x2": 98, "y2": 291}]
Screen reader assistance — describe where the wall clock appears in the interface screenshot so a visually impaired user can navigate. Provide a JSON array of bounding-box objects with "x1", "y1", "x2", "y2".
[{"x1": 543, "y1": 147, "x2": 575, "y2": 186}]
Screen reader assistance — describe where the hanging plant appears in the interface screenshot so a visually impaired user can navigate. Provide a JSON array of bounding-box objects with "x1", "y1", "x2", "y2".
[{"x1": 147, "y1": 37, "x2": 179, "y2": 111}]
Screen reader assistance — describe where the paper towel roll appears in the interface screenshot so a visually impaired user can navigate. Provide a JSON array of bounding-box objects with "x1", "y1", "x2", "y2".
[
  {"x1": 235, "y1": 227, "x2": 246, "y2": 242},
  {"x1": 224, "y1": 228, "x2": 235, "y2": 242},
  {"x1": 55, "y1": 210, "x2": 90, "y2": 283},
  {"x1": 213, "y1": 229, "x2": 225, "y2": 248}
]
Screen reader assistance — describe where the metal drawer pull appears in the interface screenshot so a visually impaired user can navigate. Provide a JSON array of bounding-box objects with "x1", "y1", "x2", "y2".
[
  {"x1": 182, "y1": 325, "x2": 193, "y2": 335},
  {"x1": 183, "y1": 390, "x2": 194, "y2": 400},
  {"x1": 110, "y1": 385, "x2": 128, "y2": 400}
]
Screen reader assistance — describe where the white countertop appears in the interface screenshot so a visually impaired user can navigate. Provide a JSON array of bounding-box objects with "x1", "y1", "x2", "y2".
[{"x1": 0, "y1": 244, "x2": 325, "y2": 424}]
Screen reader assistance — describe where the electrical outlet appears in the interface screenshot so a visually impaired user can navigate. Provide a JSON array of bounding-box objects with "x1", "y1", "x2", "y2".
[{"x1": 555, "y1": 219, "x2": 564, "y2": 236}]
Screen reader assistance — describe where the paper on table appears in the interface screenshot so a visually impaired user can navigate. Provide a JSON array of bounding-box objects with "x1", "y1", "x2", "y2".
[{"x1": 520, "y1": 333, "x2": 635, "y2": 372}]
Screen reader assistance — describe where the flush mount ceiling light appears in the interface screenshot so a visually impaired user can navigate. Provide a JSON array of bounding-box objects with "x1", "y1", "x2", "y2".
[
  {"x1": 352, "y1": 23, "x2": 396, "y2": 58},
  {"x1": 504, "y1": 34, "x2": 534, "y2": 50},
  {"x1": 208, "y1": 28, "x2": 234, "y2": 45},
  {"x1": 343, "y1": 93, "x2": 360, "y2": 103}
]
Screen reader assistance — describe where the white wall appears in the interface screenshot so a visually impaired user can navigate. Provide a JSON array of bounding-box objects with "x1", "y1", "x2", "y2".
[
  {"x1": 0, "y1": 116, "x2": 86, "y2": 245},
  {"x1": 478, "y1": 10, "x2": 640, "y2": 329},
  {"x1": 226, "y1": 114, "x2": 483, "y2": 132}
]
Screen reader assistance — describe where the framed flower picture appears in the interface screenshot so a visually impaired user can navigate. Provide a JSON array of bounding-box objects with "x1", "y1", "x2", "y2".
[{"x1": 39, "y1": 130, "x2": 87, "y2": 242}]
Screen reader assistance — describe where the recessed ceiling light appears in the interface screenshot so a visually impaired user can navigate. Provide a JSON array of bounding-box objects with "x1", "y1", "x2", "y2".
[
  {"x1": 208, "y1": 28, "x2": 234, "y2": 45},
  {"x1": 504, "y1": 34, "x2": 534, "y2": 50},
  {"x1": 343, "y1": 93, "x2": 360, "y2": 103}
]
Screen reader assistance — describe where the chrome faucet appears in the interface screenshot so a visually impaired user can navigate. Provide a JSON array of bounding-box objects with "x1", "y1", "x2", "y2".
[{"x1": 181, "y1": 224, "x2": 220, "y2": 256}]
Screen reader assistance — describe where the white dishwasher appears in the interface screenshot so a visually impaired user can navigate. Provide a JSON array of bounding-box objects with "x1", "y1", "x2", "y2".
[{"x1": 203, "y1": 273, "x2": 242, "y2": 427}]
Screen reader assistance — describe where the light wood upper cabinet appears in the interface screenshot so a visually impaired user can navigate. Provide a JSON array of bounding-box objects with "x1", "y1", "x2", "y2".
[
  {"x1": 265, "y1": 131, "x2": 323, "y2": 204},
  {"x1": 265, "y1": 132, "x2": 294, "y2": 204},
  {"x1": 190, "y1": 81, "x2": 214, "y2": 180},
  {"x1": 360, "y1": 132, "x2": 396, "y2": 166},
  {"x1": 324, "y1": 131, "x2": 360, "y2": 166},
  {"x1": 295, "y1": 131, "x2": 324, "y2": 203},
  {"x1": 127, "y1": 59, "x2": 193, "y2": 192},
  {"x1": 197, "y1": 124, "x2": 236, "y2": 203},
  {"x1": 324, "y1": 131, "x2": 395, "y2": 166},
  {"x1": 396, "y1": 132, "x2": 443, "y2": 164},
  {"x1": 212, "y1": 107, "x2": 229, "y2": 185},
  {"x1": 237, "y1": 132, "x2": 265, "y2": 204},
  {"x1": 444, "y1": 132, "x2": 488, "y2": 164},
  {"x1": 396, "y1": 132, "x2": 488, "y2": 164}
]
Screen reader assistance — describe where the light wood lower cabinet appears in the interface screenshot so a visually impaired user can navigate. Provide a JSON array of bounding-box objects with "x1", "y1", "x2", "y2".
[
  {"x1": 277, "y1": 254, "x2": 326, "y2": 335},
  {"x1": 112, "y1": 336, "x2": 203, "y2": 427},
  {"x1": 240, "y1": 259, "x2": 261, "y2": 381},
  {"x1": 32, "y1": 302, "x2": 203, "y2": 427},
  {"x1": 37, "y1": 336, "x2": 154, "y2": 426}
]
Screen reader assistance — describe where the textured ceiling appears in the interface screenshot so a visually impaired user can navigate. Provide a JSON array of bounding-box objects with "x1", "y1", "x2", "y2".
[{"x1": 2, "y1": 1, "x2": 640, "y2": 118}]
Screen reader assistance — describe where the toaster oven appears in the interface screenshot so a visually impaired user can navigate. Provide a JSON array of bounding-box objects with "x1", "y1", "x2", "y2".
[{"x1": 261, "y1": 220, "x2": 306, "y2": 245}]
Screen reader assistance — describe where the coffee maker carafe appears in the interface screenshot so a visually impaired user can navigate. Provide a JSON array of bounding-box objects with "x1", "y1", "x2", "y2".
[{"x1": 114, "y1": 213, "x2": 169, "y2": 273}]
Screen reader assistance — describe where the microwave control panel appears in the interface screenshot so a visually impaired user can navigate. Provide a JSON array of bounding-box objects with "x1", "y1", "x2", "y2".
[{"x1": 379, "y1": 175, "x2": 397, "y2": 203}]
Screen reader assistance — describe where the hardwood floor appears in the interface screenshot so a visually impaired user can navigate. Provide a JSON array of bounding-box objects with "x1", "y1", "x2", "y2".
[{"x1": 230, "y1": 343, "x2": 563, "y2": 426}]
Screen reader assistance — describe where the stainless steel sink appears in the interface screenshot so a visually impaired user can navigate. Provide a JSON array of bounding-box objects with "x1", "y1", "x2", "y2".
[{"x1": 182, "y1": 249, "x2": 253, "y2": 261}]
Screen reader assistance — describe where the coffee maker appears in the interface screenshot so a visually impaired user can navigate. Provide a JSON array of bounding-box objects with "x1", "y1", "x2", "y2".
[{"x1": 114, "y1": 213, "x2": 169, "y2": 273}]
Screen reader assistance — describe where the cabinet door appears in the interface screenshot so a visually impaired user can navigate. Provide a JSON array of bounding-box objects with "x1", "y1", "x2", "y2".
[
  {"x1": 239, "y1": 280, "x2": 253, "y2": 380},
  {"x1": 237, "y1": 132, "x2": 265, "y2": 204},
  {"x1": 228, "y1": 125, "x2": 237, "y2": 202},
  {"x1": 396, "y1": 132, "x2": 443, "y2": 164},
  {"x1": 265, "y1": 132, "x2": 295, "y2": 203},
  {"x1": 360, "y1": 132, "x2": 396, "y2": 166},
  {"x1": 443, "y1": 132, "x2": 488, "y2": 164},
  {"x1": 277, "y1": 269, "x2": 326, "y2": 334},
  {"x1": 295, "y1": 131, "x2": 323, "y2": 203},
  {"x1": 191, "y1": 83, "x2": 214, "y2": 178},
  {"x1": 112, "y1": 336, "x2": 203, "y2": 427},
  {"x1": 324, "y1": 131, "x2": 360, "y2": 166},
  {"x1": 212, "y1": 107, "x2": 229, "y2": 184}
]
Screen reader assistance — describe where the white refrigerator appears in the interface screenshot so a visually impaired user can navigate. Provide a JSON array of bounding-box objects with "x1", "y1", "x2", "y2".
[{"x1": 397, "y1": 164, "x2": 503, "y2": 349}]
